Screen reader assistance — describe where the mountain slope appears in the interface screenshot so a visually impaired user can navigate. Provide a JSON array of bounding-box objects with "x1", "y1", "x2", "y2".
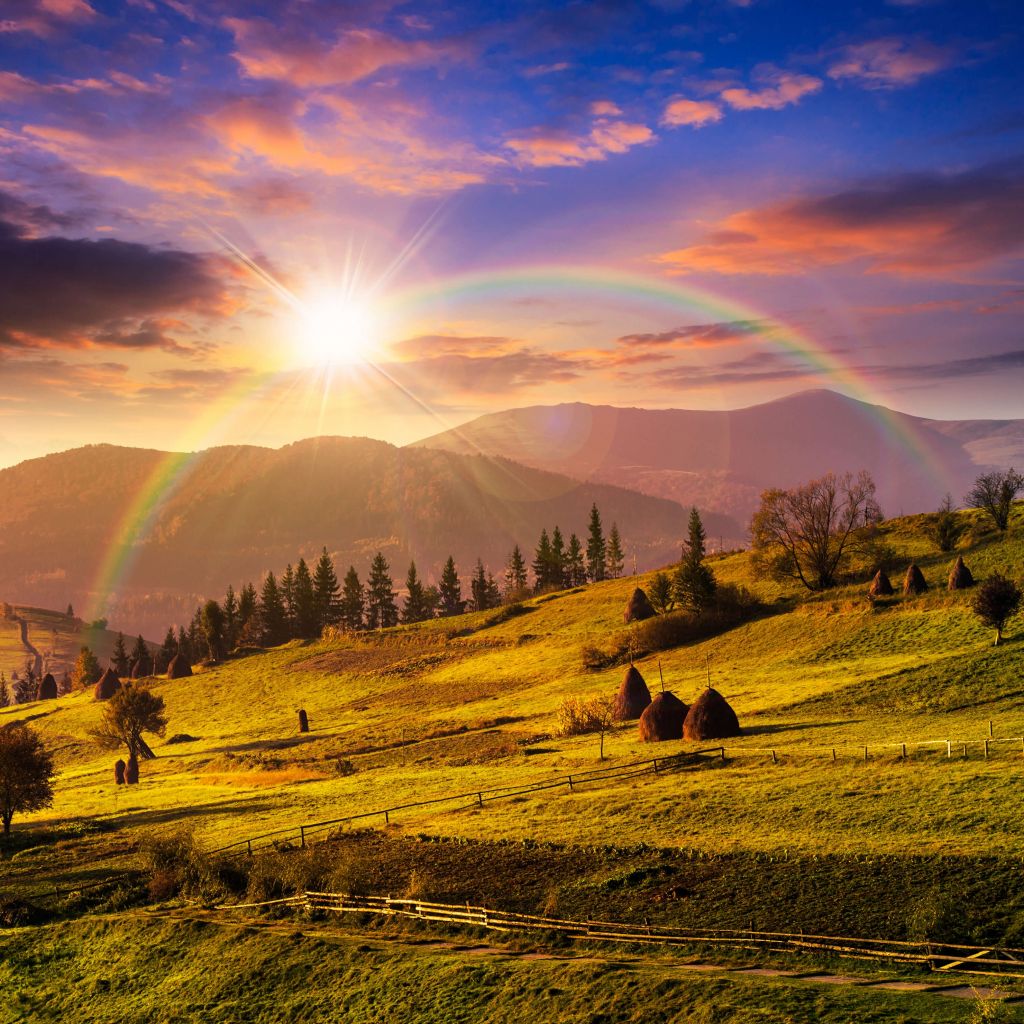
[
  {"x1": 0, "y1": 437, "x2": 692, "y2": 635},
  {"x1": 411, "y1": 389, "x2": 1002, "y2": 527}
]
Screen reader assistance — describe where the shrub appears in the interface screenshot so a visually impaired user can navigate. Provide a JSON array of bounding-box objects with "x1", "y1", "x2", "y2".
[{"x1": 555, "y1": 696, "x2": 610, "y2": 737}]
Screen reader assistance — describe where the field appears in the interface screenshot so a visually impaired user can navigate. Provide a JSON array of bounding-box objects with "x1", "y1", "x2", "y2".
[{"x1": 3, "y1": 506, "x2": 1024, "y2": 1021}]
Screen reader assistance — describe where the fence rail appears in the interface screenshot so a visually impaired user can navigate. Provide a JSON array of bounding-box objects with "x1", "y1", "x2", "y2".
[{"x1": 218, "y1": 891, "x2": 1024, "y2": 981}]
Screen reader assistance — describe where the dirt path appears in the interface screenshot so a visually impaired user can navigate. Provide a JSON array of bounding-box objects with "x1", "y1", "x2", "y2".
[{"x1": 14, "y1": 613, "x2": 43, "y2": 679}]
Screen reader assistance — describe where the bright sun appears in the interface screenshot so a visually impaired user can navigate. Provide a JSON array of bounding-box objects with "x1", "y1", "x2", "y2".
[{"x1": 297, "y1": 291, "x2": 378, "y2": 366}]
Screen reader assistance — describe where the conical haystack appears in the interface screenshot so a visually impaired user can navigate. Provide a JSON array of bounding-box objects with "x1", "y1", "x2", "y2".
[
  {"x1": 638, "y1": 691, "x2": 688, "y2": 742},
  {"x1": 683, "y1": 687, "x2": 741, "y2": 740},
  {"x1": 903, "y1": 564, "x2": 928, "y2": 595},
  {"x1": 868, "y1": 569, "x2": 894, "y2": 597},
  {"x1": 166, "y1": 653, "x2": 192, "y2": 679},
  {"x1": 130, "y1": 658, "x2": 151, "y2": 679},
  {"x1": 36, "y1": 673, "x2": 57, "y2": 701},
  {"x1": 613, "y1": 665, "x2": 652, "y2": 721},
  {"x1": 948, "y1": 556, "x2": 974, "y2": 591},
  {"x1": 623, "y1": 588, "x2": 656, "y2": 624},
  {"x1": 94, "y1": 667, "x2": 121, "y2": 701}
]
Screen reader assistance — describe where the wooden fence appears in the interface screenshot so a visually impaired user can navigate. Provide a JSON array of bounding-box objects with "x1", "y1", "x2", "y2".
[{"x1": 219, "y1": 891, "x2": 1024, "y2": 981}]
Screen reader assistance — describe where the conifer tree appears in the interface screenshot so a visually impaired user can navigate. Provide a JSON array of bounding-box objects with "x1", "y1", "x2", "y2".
[
  {"x1": 470, "y1": 559, "x2": 492, "y2": 611},
  {"x1": 504, "y1": 545, "x2": 529, "y2": 599},
  {"x1": 586, "y1": 503, "x2": 607, "y2": 583},
  {"x1": 312, "y1": 548, "x2": 342, "y2": 632},
  {"x1": 551, "y1": 526, "x2": 567, "y2": 589},
  {"x1": 158, "y1": 627, "x2": 177, "y2": 673},
  {"x1": 280, "y1": 564, "x2": 296, "y2": 635},
  {"x1": 566, "y1": 533, "x2": 587, "y2": 586},
  {"x1": 238, "y1": 583, "x2": 258, "y2": 642},
  {"x1": 532, "y1": 529, "x2": 553, "y2": 591},
  {"x1": 66, "y1": 604, "x2": 74, "y2": 619},
  {"x1": 340, "y1": 566, "x2": 365, "y2": 631},
  {"x1": 201, "y1": 599, "x2": 226, "y2": 662},
  {"x1": 366, "y1": 552, "x2": 399, "y2": 629},
  {"x1": 177, "y1": 626, "x2": 190, "y2": 663},
  {"x1": 606, "y1": 523, "x2": 625, "y2": 579},
  {"x1": 223, "y1": 585, "x2": 238, "y2": 652},
  {"x1": 673, "y1": 507, "x2": 717, "y2": 614},
  {"x1": 130, "y1": 635, "x2": 150, "y2": 675},
  {"x1": 188, "y1": 609, "x2": 202, "y2": 661},
  {"x1": 259, "y1": 571, "x2": 287, "y2": 646},
  {"x1": 423, "y1": 585, "x2": 441, "y2": 619},
  {"x1": 485, "y1": 572, "x2": 502, "y2": 609},
  {"x1": 112, "y1": 632, "x2": 130, "y2": 676},
  {"x1": 293, "y1": 558, "x2": 317, "y2": 638},
  {"x1": 402, "y1": 562, "x2": 431, "y2": 623},
  {"x1": 438, "y1": 556, "x2": 464, "y2": 616},
  {"x1": 0, "y1": 673, "x2": 9, "y2": 708}
]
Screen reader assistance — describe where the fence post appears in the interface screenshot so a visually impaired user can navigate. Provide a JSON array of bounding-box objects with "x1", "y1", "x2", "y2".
[
  {"x1": 832, "y1": 748, "x2": 836, "y2": 762},
  {"x1": 247, "y1": 839, "x2": 252, "y2": 856},
  {"x1": 771, "y1": 750, "x2": 777, "y2": 764},
  {"x1": 477, "y1": 792, "x2": 483, "y2": 807},
  {"x1": 962, "y1": 743, "x2": 968, "y2": 759},
  {"x1": 653, "y1": 759, "x2": 660, "y2": 773},
  {"x1": 568, "y1": 775, "x2": 574, "y2": 790},
  {"x1": 901, "y1": 743, "x2": 907, "y2": 760},
  {"x1": 984, "y1": 739, "x2": 990, "y2": 760},
  {"x1": 720, "y1": 746, "x2": 726, "y2": 762},
  {"x1": 947, "y1": 740, "x2": 951, "y2": 759},
  {"x1": 384, "y1": 809, "x2": 389, "y2": 824},
  {"x1": 990, "y1": 719, "x2": 994, "y2": 738},
  {"x1": 300, "y1": 826, "x2": 306, "y2": 849},
  {"x1": 864, "y1": 746, "x2": 869, "y2": 763}
]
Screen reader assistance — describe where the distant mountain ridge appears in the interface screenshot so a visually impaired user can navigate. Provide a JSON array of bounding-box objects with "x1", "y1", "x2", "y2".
[
  {"x1": 411, "y1": 390, "x2": 1022, "y2": 527},
  {"x1": 0, "y1": 437, "x2": 698, "y2": 636}
]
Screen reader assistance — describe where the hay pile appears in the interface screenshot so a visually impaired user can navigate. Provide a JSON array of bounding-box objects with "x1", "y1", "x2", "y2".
[
  {"x1": 683, "y1": 687, "x2": 741, "y2": 740},
  {"x1": 623, "y1": 588, "x2": 656, "y2": 624},
  {"x1": 166, "y1": 653, "x2": 192, "y2": 679},
  {"x1": 948, "y1": 555, "x2": 974, "y2": 590},
  {"x1": 36, "y1": 673, "x2": 57, "y2": 701},
  {"x1": 638, "y1": 691, "x2": 688, "y2": 742},
  {"x1": 613, "y1": 665, "x2": 652, "y2": 721},
  {"x1": 94, "y1": 668, "x2": 121, "y2": 701},
  {"x1": 130, "y1": 658, "x2": 151, "y2": 679},
  {"x1": 125, "y1": 755, "x2": 139, "y2": 784},
  {"x1": 114, "y1": 759, "x2": 126, "y2": 785},
  {"x1": 903, "y1": 564, "x2": 928, "y2": 595},
  {"x1": 868, "y1": 569, "x2": 894, "y2": 597}
]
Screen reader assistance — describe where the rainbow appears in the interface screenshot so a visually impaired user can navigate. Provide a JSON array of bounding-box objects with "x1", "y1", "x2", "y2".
[{"x1": 87, "y1": 262, "x2": 952, "y2": 623}]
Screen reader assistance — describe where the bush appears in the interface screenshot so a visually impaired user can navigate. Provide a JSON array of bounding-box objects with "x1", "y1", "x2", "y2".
[
  {"x1": 138, "y1": 827, "x2": 244, "y2": 901},
  {"x1": 555, "y1": 696, "x2": 610, "y2": 737}
]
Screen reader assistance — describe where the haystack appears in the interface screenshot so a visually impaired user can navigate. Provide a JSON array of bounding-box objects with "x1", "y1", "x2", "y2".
[
  {"x1": 623, "y1": 587, "x2": 656, "y2": 624},
  {"x1": 683, "y1": 687, "x2": 741, "y2": 740},
  {"x1": 613, "y1": 665, "x2": 652, "y2": 721},
  {"x1": 94, "y1": 668, "x2": 121, "y2": 701},
  {"x1": 638, "y1": 691, "x2": 688, "y2": 742},
  {"x1": 166, "y1": 653, "x2": 192, "y2": 679},
  {"x1": 36, "y1": 673, "x2": 57, "y2": 701},
  {"x1": 114, "y1": 759, "x2": 126, "y2": 785},
  {"x1": 948, "y1": 556, "x2": 974, "y2": 590},
  {"x1": 868, "y1": 569, "x2": 894, "y2": 597},
  {"x1": 125, "y1": 755, "x2": 139, "y2": 785},
  {"x1": 903, "y1": 564, "x2": 928, "y2": 595},
  {"x1": 130, "y1": 658, "x2": 151, "y2": 679}
]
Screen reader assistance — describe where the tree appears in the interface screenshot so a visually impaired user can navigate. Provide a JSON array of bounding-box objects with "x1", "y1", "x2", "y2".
[
  {"x1": 71, "y1": 645, "x2": 101, "y2": 690},
  {"x1": 532, "y1": 529, "x2": 553, "y2": 591},
  {"x1": 112, "y1": 633, "x2": 130, "y2": 676},
  {"x1": 91, "y1": 683, "x2": 167, "y2": 764},
  {"x1": 280, "y1": 563, "x2": 296, "y2": 635},
  {"x1": 259, "y1": 571, "x2": 288, "y2": 646},
  {"x1": 965, "y1": 469, "x2": 1024, "y2": 533},
  {"x1": 438, "y1": 556, "x2": 464, "y2": 616},
  {"x1": 65, "y1": 603, "x2": 74, "y2": 619},
  {"x1": 504, "y1": 545, "x2": 529, "y2": 599},
  {"x1": 0, "y1": 725, "x2": 54, "y2": 837},
  {"x1": 223, "y1": 584, "x2": 239, "y2": 652},
  {"x1": 12, "y1": 673, "x2": 34, "y2": 704},
  {"x1": 751, "y1": 471, "x2": 881, "y2": 591},
  {"x1": 648, "y1": 571, "x2": 674, "y2": 614},
  {"x1": 292, "y1": 558, "x2": 317, "y2": 639},
  {"x1": 470, "y1": 559, "x2": 499, "y2": 612},
  {"x1": 550, "y1": 526, "x2": 567, "y2": 589},
  {"x1": 927, "y1": 494, "x2": 968, "y2": 553},
  {"x1": 606, "y1": 523, "x2": 625, "y2": 579},
  {"x1": 402, "y1": 561, "x2": 431, "y2": 623},
  {"x1": 972, "y1": 574, "x2": 1022, "y2": 646},
  {"x1": 366, "y1": 553, "x2": 399, "y2": 629},
  {"x1": 566, "y1": 533, "x2": 587, "y2": 587},
  {"x1": 586, "y1": 504, "x2": 607, "y2": 582},
  {"x1": 177, "y1": 625, "x2": 190, "y2": 663},
  {"x1": 340, "y1": 566, "x2": 365, "y2": 630},
  {"x1": 238, "y1": 582, "x2": 258, "y2": 636},
  {"x1": 0, "y1": 673, "x2": 8, "y2": 708},
  {"x1": 187, "y1": 609, "x2": 202, "y2": 662},
  {"x1": 157, "y1": 627, "x2": 177, "y2": 674},
  {"x1": 313, "y1": 548, "x2": 342, "y2": 633},
  {"x1": 674, "y1": 507, "x2": 717, "y2": 613},
  {"x1": 422, "y1": 584, "x2": 441, "y2": 619},
  {"x1": 200, "y1": 599, "x2": 226, "y2": 662},
  {"x1": 130, "y1": 634, "x2": 150, "y2": 675}
]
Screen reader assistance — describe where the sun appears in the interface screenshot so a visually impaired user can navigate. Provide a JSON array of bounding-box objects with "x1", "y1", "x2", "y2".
[{"x1": 297, "y1": 291, "x2": 379, "y2": 366}]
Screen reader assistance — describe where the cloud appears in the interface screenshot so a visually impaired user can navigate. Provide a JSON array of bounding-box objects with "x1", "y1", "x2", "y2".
[
  {"x1": 389, "y1": 335, "x2": 518, "y2": 359},
  {"x1": 1, "y1": 0, "x2": 95, "y2": 38},
  {"x1": 657, "y1": 160, "x2": 1024, "y2": 276},
  {"x1": 505, "y1": 112, "x2": 654, "y2": 168},
  {"x1": 720, "y1": 67, "x2": 822, "y2": 111},
  {"x1": 828, "y1": 37, "x2": 954, "y2": 89},
  {"x1": 617, "y1": 320, "x2": 774, "y2": 348},
  {"x1": 662, "y1": 97, "x2": 723, "y2": 128}
]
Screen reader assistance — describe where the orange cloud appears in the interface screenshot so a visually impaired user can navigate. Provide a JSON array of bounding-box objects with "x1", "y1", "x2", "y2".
[
  {"x1": 506, "y1": 116, "x2": 654, "y2": 168},
  {"x1": 662, "y1": 97, "x2": 723, "y2": 128},
  {"x1": 721, "y1": 68, "x2": 822, "y2": 110},
  {"x1": 828, "y1": 37, "x2": 954, "y2": 89}
]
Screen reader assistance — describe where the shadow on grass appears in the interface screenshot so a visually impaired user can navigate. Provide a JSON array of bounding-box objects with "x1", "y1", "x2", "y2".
[{"x1": 740, "y1": 720, "x2": 862, "y2": 737}]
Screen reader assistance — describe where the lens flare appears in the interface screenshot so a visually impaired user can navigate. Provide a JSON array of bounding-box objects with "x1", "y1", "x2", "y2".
[{"x1": 298, "y1": 291, "x2": 378, "y2": 366}]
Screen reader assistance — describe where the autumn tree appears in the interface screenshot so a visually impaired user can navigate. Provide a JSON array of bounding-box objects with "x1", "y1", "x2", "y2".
[
  {"x1": 674, "y1": 507, "x2": 717, "y2": 613},
  {"x1": 0, "y1": 725, "x2": 55, "y2": 837},
  {"x1": 586, "y1": 504, "x2": 607, "y2": 582},
  {"x1": 71, "y1": 645, "x2": 101, "y2": 690},
  {"x1": 751, "y1": 471, "x2": 881, "y2": 590},
  {"x1": 366, "y1": 552, "x2": 399, "y2": 629},
  {"x1": 91, "y1": 683, "x2": 167, "y2": 764},
  {"x1": 965, "y1": 469, "x2": 1024, "y2": 533},
  {"x1": 972, "y1": 574, "x2": 1022, "y2": 646},
  {"x1": 340, "y1": 566, "x2": 365, "y2": 630}
]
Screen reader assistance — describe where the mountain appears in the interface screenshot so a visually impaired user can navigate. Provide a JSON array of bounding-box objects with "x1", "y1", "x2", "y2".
[
  {"x1": 411, "y1": 390, "x2": 1014, "y2": 530},
  {"x1": 0, "y1": 437, "x2": 693, "y2": 636}
]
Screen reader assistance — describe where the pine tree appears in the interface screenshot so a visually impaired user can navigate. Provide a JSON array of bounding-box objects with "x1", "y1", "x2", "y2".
[
  {"x1": 485, "y1": 572, "x2": 502, "y2": 610},
  {"x1": 259, "y1": 571, "x2": 287, "y2": 646},
  {"x1": 158, "y1": 627, "x2": 177, "y2": 673},
  {"x1": 438, "y1": 556, "x2": 464, "y2": 616},
  {"x1": 293, "y1": 558, "x2": 317, "y2": 638},
  {"x1": 238, "y1": 582, "x2": 258, "y2": 642},
  {"x1": 606, "y1": 523, "x2": 625, "y2": 579},
  {"x1": 366, "y1": 553, "x2": 399, "y2": 629},
  {"x1": 112, "y1": 632, "x2": 130, "y2": 676},
  {"x1": 340, "y1": 566, "x2": 365, "y2": 631},
  {"x1": 177, "y1": 626, "x2": 190, "y2": 663},
  {"x1": 470, "y1": 559, "x2": 490, "y2": 611},
  {"x1": 504, "y1": 545, "x2": 529, "y2": 599},
  {"x1": 280, "y1": 564, "x2": 296, "y2": 636},
  {"x1": 423, "y1": 585, "x2": 441, "y2": 619},
  {"x1": 201, "y1": 598, "x2": 226, "y2": 661},
  {"x1": 673, "y1": 507, "x2": 717, "y2": 614},
  {"x1": 65, "y1": 603, "x2": 74, "y2": 619},
  {"x1": 551, "y1": 526, "x2": 567, "y2": 589},
  {"x1": 402, "y1": 561, "x2": 431, "y2": 623},
  {"x1": 586, "y1": 503, "x2": 607, "y2": 582},
  {"x1": 188, "y1": 608, "x2": 202, "y2": 661},
  {"x1": 130, "y1": 635, "x2": 150, "y2": 675},
  {"x1": 313, "y1": 548, "x2": 342, "y2": 632},
  {"x1": 223, "y1": 584, "x2": 238, "y2": 652},
  {"x1": 648, "y1": 571, "x2": 674, "y2": 613},
  {"x1": 532, "y1": 529, "x2": 553, "y2": 591},
  {"x1": 0, "y1": 673, "x2": 9, "y2": 708},
  {"x1": 566, "y1": 533, "x2": 587, "y2": 586}
]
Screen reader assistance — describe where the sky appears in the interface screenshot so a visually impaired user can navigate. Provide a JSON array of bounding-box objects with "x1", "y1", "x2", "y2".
[{"x1": 0, "y1": 0, "x2": 1022, "y2": 467}]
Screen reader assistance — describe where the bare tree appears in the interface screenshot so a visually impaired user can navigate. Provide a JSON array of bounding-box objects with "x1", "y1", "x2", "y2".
[
  {"x1": 0, "y1": 724, "x2": 55, "y2": 837},
  {"x1": 751, "y1": 471, "x2": 881, "y2": 590},
  {"x1": 965, "y1": 469, "x2": 1024, "y2": 533}
]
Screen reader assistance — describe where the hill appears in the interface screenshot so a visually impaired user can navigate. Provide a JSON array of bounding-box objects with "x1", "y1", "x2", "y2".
[
  {"x1": 411, "y1": 389, "x2": 1016, "y2": 532},
  {"x1": 0, "y1": 437, "x2": 694, "y2": 637}
]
